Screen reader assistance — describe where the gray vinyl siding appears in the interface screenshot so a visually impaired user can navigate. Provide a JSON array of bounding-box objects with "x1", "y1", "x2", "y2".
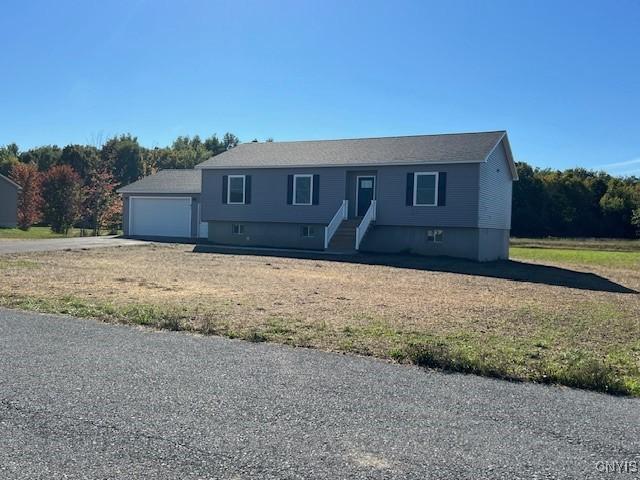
[
  {"x1": 201, "y1": 168, "x2": 345, "y2": 224},
  {"x1": 202, "y1": 163, "x2": 481, "y2": 228},
  {"x1": 374, "y1": 163, "x2": 479, "y2": 227},
  {"x1": 122, "y1": 193, "x2": 200, "y2": 238},
  {"x1": 478, "y1": 140, "x2": 513, "y2": 229},
  {"x1": 0, "y1": 176, "x2": 19, "y2": 228}
]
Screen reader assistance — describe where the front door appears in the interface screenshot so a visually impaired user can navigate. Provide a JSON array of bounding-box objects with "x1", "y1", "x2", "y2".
[{"x1": 356, "y1": 176, "x2": 375, "y2": 217}]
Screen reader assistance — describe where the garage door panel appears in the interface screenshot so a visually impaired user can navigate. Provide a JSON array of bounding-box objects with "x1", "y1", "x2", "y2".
[{"x1": 130, "y1": 197, "x2": 192, "y2": 237}]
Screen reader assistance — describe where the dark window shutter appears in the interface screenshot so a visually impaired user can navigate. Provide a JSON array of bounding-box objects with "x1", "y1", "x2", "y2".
[
  {"x1": 222, "y1": 175, "x2": 228, "y2": 204},
  {"x1": 312, "y1": 174, "x2": 320, "y2": 205},
  {"x1": 406, "y1": 173, "x2": 414, "y2": 206},
  {"x1": 287, "y1": 175, "x2": 293, "y2": 204},
  {"x1": 245, "y1": 175, "x2": 251, "y2": 204},
  {"x1": 438, "y1": 172, "x2": 447, "y2": 206}
]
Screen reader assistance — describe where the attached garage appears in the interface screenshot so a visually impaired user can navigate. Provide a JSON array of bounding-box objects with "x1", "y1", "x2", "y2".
[
  {"x1": 118, "y1": 170, "x2": 206, "y2": 240},
  {"x1": 129, "y1": 197, "x2": 192, "y2": 237}
]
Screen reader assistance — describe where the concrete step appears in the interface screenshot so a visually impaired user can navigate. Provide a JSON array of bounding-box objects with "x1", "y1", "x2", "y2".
[
  {"x1": 326, "y1": 248, "x2": 357, "y2": 254},
  {"x1": 329, "y1": 240, "x2": 356, "y2": 248},
  {"x1": 333, "y1": 230, "x2": 356, "y2": 237}
]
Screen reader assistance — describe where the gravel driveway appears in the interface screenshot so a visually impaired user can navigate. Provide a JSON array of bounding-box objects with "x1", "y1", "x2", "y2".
[
  {"x1": 0, "y1": 236, "x2": 147, "y2": 254},
  {"x1": 0, "y1": 309, "x2": 638, "y2": 479}
]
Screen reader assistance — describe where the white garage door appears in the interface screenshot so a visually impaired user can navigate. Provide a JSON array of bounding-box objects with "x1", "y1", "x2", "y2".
[{"x1": 129, "y1": 197, "x2": 192, "y2": 237}]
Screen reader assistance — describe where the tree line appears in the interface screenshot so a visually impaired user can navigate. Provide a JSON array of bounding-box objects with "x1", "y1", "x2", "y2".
[
  {"x1": 513, "y1": 162, "x2": 640, "y2": 238},
  {"x1": 0, "y1": 133, "x2": 241, "y2": 233},
  {"x1": 1, "y1": 134, "x2": 639, "y2": 238}
]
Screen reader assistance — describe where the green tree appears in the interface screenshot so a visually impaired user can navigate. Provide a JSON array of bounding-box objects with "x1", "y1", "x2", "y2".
[
  {"x1": 20, "y1": 145, "x2": 62, "y2": 171},
  {"x1": 101, "y1": 134, "x2": 146, "y2": 186},
  {"x1": 599, "y1": 178, "x2": 638, "y2": 237},
  {"x1": 223, "y1": 132, "x2": 240, "y2": 149},
  {"x1": 0, "y1": 143, "x2": 20, "y2": 176},
  {"x1": 632, "y1": 209, "x2": 640, "y2": 237},
  {"x1": 42, "y1": 165, "x2": 84, "y2": 234},
  {"x1": 59, "y1": 145, "x2": 100, "y2": 181},
  {"x1": 204, "y1": 134, "x2": 225, "y2": 154},
  {"x1": 512, "y1": 162, "x2": 551, "y2": 236},
  {"x1": 512, "y1": 162, "x2": 640, "y2": 238}
]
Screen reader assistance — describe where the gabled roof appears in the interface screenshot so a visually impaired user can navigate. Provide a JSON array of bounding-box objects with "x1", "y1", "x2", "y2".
[
  {"x1": 0, "y1": 173, "x2": 22, "y2": 191},
  {"x1": 195, "y1": 131, "x2": 513, "y2": 173},
  {"x1": 117, "y1": 169, "x2": 201, "y2": 194}
]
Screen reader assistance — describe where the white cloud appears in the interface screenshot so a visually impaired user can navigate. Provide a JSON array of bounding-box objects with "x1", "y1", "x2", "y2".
[
  {"x1": 595, "y1": 157, "x2": 640, "y2": 170},
  {"x1": 615, "y1": 167, "x2": 640, "y2": 176}
]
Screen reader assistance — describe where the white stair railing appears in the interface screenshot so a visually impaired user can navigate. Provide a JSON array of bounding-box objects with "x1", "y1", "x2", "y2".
[
  {"x1": 355, "y1": 200, "x2": 376, "y2": 250},
  {"x1": 324, "y1": 200, "x2": 348, "y2": 249}
]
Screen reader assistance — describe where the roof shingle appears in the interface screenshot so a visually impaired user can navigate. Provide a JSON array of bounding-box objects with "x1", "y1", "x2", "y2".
[
  {"x1": 117, "y1": 169, "x2": 201, "y2": 194},
  {"x1": 195, "y1": 131, "x2": 506, "y2": 169}
]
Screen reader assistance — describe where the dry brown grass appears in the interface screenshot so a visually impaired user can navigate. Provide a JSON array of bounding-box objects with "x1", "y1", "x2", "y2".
[{"x1": 1, "y1": 243, "x2": 639, "y2": 394}]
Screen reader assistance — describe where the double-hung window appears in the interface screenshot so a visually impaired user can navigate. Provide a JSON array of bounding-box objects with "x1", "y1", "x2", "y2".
[
  {"x1": 413, "y1": 172, "x2": 438, "y2": 206},
  {"x1": 293, "y1": 174, "x2": 313, "y2": 205},
  {"x1": 228, "y1": 175, "x2": 246, "y2": 204}
]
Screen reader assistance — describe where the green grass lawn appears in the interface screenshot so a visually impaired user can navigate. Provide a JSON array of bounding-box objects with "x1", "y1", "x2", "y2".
[
  {"x1": 511, "y1": 246, "x2": 640, "y2": 268},
  {"x1": 0, "y1": 226, "x2": 80, "y2": 239},
  {"x1": 0, "y1": 226, "x2": 118, "y2": 240},
  {"x1": 511, "y1": 237, "x2": 640, "y2": 252},
  {"x1": 510, "y1": 237, "x2": 640, "y2": 267}
]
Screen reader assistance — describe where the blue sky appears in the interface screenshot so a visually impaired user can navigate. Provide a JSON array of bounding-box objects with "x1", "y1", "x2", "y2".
[{"x1": 1, "y1": 0, "x2": 638, "y2": 175}]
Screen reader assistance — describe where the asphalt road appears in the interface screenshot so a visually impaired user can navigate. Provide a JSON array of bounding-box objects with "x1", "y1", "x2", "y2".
[
  {"x1": 1, "y1": 309, "x2": 638, "y2": 479},
  {"x1": 0, "y1": 236, "x2": 147, "y2": 254}
]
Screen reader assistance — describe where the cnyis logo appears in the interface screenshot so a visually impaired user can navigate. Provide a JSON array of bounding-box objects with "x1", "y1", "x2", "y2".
[{"x1": 595, "y1": 460, "x2": 639, "y2": 474}]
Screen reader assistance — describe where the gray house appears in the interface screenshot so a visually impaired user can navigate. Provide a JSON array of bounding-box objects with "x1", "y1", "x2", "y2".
[
  {"x1": 0, "y1": 173, "x2": 21, "y2": 228},
  {"x1": 195, "y1": 131, "x2": 517, "y2": 261},
  {"x1": 117, "y1": 169, "x2": 208, "y2": 239}
]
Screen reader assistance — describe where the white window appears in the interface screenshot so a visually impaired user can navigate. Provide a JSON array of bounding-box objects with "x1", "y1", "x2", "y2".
[
  {"x1": 293, "y1": 174, "x2": 313, "y2": 205},
  {"x1": 232, "y1": 224, "x2": 245, "y2": 235},
  {"x1": 228, "y1": 175, "x2": 246, "y2": 204},
  {"x1": 414, "y1": 172, "x2": 438, "y2": 206},
  {"x1": 427, "y1": 229, "x2": 443, "y2": 243},
  {"x1": 301, "y1": 225, "x2": 315, "y2": 238}
]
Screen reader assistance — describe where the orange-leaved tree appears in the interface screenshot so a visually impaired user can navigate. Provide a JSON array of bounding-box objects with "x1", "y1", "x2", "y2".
[{"x1": 9, "y1": 162, "x2": 43, "y2": 230}]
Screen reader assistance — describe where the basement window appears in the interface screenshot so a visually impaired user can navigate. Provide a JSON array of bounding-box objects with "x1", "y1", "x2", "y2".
[
  {"x1": 301, "y1": 225, "x2": 315, "y2": 238},
  {"x1": 232, "y1": 224, "x2": 245, "y2": 235},
  {"x1": 427, "y1": 229, "x2": 443, "y2": 243}
]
